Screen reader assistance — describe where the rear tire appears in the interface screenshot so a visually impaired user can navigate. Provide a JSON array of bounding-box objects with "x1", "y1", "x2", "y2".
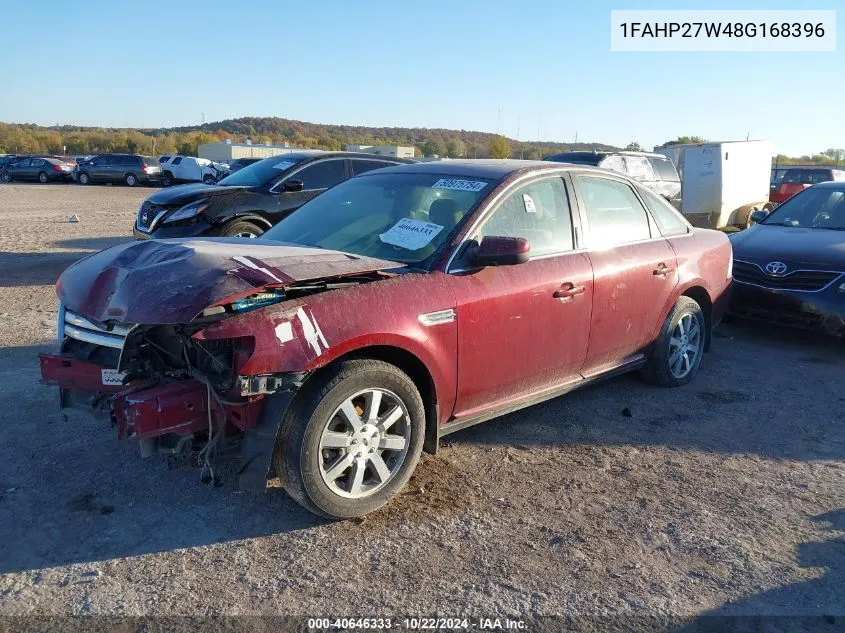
[
  {"x1": 273, "y1": 359, "x2": 425, "y2": 519},
  {"x1": 641, "y1": 296, "x2": 706, "y2": 387},
  {"x1": 124, "y1": 173, "x2": 138, "y2": 187},
  {"x1": 221, "y1": 220, "x2": 264, "y2": 238},
  {"x1": 77, "y1": 172, "x2": 90, "y2": 185},
  {"x1": 38, "y1": 172, "x2": 49, "y2": 183}
]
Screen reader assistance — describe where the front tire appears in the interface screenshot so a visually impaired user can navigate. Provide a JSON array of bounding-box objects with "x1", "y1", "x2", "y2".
[
  {"x1": 203, "y1": 174, "x2": 216, "y2": 184},
  {"x1": 161, "y1": 172, "x2": 174, "y2": 187},
  {"x1": 77, "y1": 172, "x2": 90, "y2": 185},
  {"x1": 274, "y1": 359, "x2": 425, "y2": 519},
  {"x1": 124, "y1": 173, "x2": 138, "y2": 187},
  {"x1": 221, "y1": 220, "x2": 264, "y2": 238},
  {"x1": 0, "y1": 171, "x2": 11, "y2": 183},
  {"x1": 641, "y1": 296, "x2": 706, "y2": 387}
]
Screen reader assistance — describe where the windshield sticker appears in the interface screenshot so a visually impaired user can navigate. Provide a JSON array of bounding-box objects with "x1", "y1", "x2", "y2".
[
  {"x1": 522, "y1": 194, "x2": 537, "y2": 213},
  {"x1": 273, "y1": 160, "x2": 296, "y2": 170},
  {"x1": 432, "y1": 178, "x2": 487, "y2": 192},
  {"x1": 379, "y1": 218, "x2": 445, "y2": 250}
]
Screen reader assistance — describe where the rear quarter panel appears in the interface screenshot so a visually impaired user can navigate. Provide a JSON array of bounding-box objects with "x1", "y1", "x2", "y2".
[
  {"x1": 194, "y1": 272, "x2": 459, "y2": 423},
  {"x1": 664, "y1": 228, "x2": 733, "y2": 327}
]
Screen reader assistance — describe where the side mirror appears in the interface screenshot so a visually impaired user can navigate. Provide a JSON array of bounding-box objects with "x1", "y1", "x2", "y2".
[
  {"x1": 283, "y1": 179, "x2": 304, "y2": 192},
  {"x1": 749, "y1": 209, "x2": 769, "y2": 225},
  {"x1": 471, "y1": 236, "x2": 531, "y2": 267}
]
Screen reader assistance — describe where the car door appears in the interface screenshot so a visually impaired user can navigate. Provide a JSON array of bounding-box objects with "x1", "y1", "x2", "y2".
[
  {"x1": 90, "y1": 155, "x2": 112, "y2": 181},
  {"x1": 265, "y1": 158, "x2": 348, "y2": 223},
  {"x1": 571, "y1": 172, "x2": 678, "y2": 377},
  {"x1": 12, "y1": 158, "x2": 33, "y2": 180},
  {"x1": 446, "y1": 173, "x2": 594, "y2": 419}
]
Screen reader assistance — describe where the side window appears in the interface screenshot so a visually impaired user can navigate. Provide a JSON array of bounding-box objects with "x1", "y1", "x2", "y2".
[
  {"x1": 290, "y1": 159, "x2": 346, "y2": 190},
  {"x1": 351, "y1": 159, "x2": 394, "y2": 176},
  {"x1": 171, "y1": 156, "x2": 183, "y2": 165},
  {"x1": 639, "y1": 187, "x2": 690, "y2": 237},
  {"x1": 576, "y1": 175, "x2": 652, "y2": 248},
  {"x1": 599, "y1": 155, "x2": 625, "y2": 174},
  {"x1": 122, "y1": 156, "x2": 136, "y2": 166},
  {"x1": 17, "y1": 159, "x2": 31, "y2": 167},
  {"x1": 648, "y1": 157, "x2": 680, "y2": 182},
  {"x1": 477, "y1": 177, "x2": 574, "y2": 256},
  {"x1": 31, "y1": 159, "x2": 44, "y2": 167},
  {"x1": 623, "y1": 156, "x2": 656, "y2": 181}
]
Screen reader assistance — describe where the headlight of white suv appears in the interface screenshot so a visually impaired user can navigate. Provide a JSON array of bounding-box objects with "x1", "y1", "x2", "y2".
[{"x1": 164, "y1": 200, "x2": 209, "y2": 223}]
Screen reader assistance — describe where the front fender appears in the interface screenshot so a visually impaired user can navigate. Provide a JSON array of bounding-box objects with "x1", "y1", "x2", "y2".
[{"x1": 194, "y1": 272, "x2": 459, "y2": 423}]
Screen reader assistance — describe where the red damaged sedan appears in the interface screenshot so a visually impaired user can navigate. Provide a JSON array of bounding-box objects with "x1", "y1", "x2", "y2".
[{"x1": 40, "y1": 160, "x2": 732, "y2": 519}]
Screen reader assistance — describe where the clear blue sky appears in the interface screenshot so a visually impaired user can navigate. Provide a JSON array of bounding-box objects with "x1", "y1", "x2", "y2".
[{"x1": 1, "y1": 0, "x2": 841, "y2": 155}]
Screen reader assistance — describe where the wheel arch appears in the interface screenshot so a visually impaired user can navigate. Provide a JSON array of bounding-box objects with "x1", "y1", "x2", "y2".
[
  {"x1": 222, "y1": 212, "x2": 273, "y2": 230},
  {"x1": 680, "y1": 285, "x2": 713, "y2": 352},
  {"x1": 308, "y1": 344, "x2": 440, "y2": 454}
]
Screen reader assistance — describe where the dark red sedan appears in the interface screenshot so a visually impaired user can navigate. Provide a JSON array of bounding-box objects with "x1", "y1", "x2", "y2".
[{"x1": 40, "y1": 160, "x2": 732, "y2": 519}]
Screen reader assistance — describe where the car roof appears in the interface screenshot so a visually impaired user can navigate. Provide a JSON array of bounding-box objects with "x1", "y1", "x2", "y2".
[
  {"x1": 360, "y1": 159, "x2": 606, "y2": 179},
  {"x1": 270, "y1": 150, "x2": 415, "y2": 163},
  {"x1": 808, "y1": 180, "x2": 845, "y2": 188},
  {"x1": 548, "y1": 150, "x2": 669, "y2": 159}
]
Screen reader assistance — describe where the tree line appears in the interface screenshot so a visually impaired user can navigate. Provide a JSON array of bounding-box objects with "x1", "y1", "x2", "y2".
[{"x1": 0, "y1": 119, "x2": 614, "y2": 160}]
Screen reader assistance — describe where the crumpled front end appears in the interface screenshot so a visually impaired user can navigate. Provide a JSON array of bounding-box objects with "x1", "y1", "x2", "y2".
[{"x1": 39, "y1": 239, "x2": 401, "y2": 488}]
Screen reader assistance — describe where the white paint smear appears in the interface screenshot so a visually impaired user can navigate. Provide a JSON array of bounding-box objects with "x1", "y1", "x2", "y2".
[
  {"x1": 296, "y1": 307, "x2": 328, "y2": 356},
  {"x1": 274, "y1": 321, "x2": 294, "y2": 344},
  {"x1": 379, "y1": 218, "x2": 444, "y2": 251},
  {"x1": 432, "y1": 178, "x2": 487, "y2": 192}
]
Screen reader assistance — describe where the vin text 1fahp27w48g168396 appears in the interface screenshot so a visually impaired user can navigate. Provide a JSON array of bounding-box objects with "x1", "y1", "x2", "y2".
[{"x1": 39, "y1": 160, "x2": 732, "y2": 519}]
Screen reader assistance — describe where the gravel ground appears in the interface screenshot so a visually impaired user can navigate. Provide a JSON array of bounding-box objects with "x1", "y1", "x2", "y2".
[{"x1": 0, "y1": 184, "x2": 843, "y2": 628}]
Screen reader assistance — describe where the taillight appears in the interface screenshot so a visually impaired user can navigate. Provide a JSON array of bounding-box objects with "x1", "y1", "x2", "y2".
[
  {"x1": 52, "y1": 165, "x2": 63, "y2": 171},
  {"x1": 141, "y1": 165, "x2": 149, "y2": 174}
]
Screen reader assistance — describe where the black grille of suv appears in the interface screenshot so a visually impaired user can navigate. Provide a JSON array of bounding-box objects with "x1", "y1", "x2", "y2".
[
  {"x1": 137, "y1": 202, "x2": 163, "y2": 231},
  {"x1": 733, "y1": 261, "x2": 842, "y2": 292}
]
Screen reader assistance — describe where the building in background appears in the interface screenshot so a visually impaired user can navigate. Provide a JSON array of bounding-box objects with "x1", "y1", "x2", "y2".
[
  {"x1": 198, "y1": 139, "x2": 303, "y2": 162},
  {"x1": 344, "y1": 144, "x2": 415, "y2": 158}
]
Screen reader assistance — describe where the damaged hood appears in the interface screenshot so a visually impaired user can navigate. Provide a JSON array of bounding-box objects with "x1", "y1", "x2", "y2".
[
  {"x1": 58, "y1": 238, "x2": 403, "y2": 324},
  {"x1": 145, "y1": 183, "x2": 245, "y2": 205}
]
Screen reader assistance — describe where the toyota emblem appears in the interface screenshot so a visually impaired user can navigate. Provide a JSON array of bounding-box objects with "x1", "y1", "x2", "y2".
[
  {"x1": 765, "y1": 261, "x2": 788, "y2": 275},
  {"x1": 142, "y1": 212, "x2": 149, "y2": 223}
]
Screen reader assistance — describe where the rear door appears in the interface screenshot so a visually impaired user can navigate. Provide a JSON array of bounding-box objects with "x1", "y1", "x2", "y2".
[
  {"x1": 448, "y1": 173, "x2": 594, "y2": 418},
  {"x1": 29, "y1": 158, "x2": 47, "y2": 180},
  {"x1": 571, "y1": 172, "x2": 678, "y2": 376}
]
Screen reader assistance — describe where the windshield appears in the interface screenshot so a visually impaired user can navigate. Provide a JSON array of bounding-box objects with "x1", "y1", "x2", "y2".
[
  {"x1": 262, "y1": 172, "x2": 495, "y2": 264},
  {"x1": 762, "y1": 186, "x2": 845, "y2": 230},
  {"x1": 217, "y1": 156, "x2": 303, "y2": 187}
]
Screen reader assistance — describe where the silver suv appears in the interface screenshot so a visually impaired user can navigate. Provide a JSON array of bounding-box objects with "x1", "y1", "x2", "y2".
[{"x1": 544, "y1": 150, "x2": 681, "y2": 202}]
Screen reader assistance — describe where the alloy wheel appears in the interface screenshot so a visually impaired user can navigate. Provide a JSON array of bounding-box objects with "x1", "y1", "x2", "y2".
[
  {"x1": 667, "y1": 313, "x2": 702, "y2": 379},
  {"x1": 318, "y1": 388, "x2": 411, "y2": 499}
]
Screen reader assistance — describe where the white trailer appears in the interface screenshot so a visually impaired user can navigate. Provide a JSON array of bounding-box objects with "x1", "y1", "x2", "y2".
[{"x1": 655, "y1": 140, "x2": 772, "y2": 229}]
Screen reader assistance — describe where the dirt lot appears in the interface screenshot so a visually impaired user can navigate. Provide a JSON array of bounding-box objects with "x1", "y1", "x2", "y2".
[{"x1": 0, "y1": 184, "x2": 843, "y2": 627}]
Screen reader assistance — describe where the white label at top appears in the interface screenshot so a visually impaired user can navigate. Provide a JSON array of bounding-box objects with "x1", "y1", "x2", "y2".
[
  {"x1": 432, "y1": 178, "x2": 488, "y2": 192},
  {"x1": 273, "y1": 160, "x2": 296, "y2": 170},
  {"x1": 379, "y1": 218, "x2": 445, "y2": 250}
]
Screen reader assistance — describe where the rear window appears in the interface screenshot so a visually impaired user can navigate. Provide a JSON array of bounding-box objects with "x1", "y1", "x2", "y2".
[
  {"x1": 639, "y1": 187, "x2": 689, "y2": 236},
  {"x1": 648, "y1": 157, "x2": 680, "y2": 182},
  {"x1": 782, "y1": 169, "x2": 833, "y2": 185},
  {"x1": 142, "y1": 156, "x2": 158, "y2": 166}
]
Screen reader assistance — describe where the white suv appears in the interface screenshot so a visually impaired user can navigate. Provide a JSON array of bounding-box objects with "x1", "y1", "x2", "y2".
[{"x1": 159, "y1": 155, "x2": 229, "y2": 186}]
